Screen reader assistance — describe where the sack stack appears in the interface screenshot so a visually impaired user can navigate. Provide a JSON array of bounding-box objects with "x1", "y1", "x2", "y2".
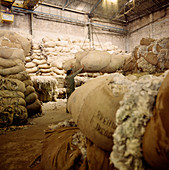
[
  {"x1": 128, "y1": 37, "x2": 169, "y2": 73},
  {"x1": 0, "y1": 30, "x2": 42, "y2": 126}
]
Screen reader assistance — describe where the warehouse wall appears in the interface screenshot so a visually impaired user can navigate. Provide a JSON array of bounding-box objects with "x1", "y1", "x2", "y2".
[
  {"x1": 0, "y1": 5, "x2": 126, "y2": 51},
  {"x1": 127, "y1": 6, "x2": 169, "y2": 52}
]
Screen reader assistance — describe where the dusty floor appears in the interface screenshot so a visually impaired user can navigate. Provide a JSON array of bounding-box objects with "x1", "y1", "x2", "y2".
[{"x1": 0, "y1": 99, "x2": 71, "y2": 170}]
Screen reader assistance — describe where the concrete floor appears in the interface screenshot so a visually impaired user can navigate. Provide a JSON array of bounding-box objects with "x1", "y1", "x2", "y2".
[{"x1": 0, "y1": 100, "x2": 71, "y2": 170}]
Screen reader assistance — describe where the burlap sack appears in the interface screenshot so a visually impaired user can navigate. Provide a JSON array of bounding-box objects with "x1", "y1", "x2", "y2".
[
  {"x1": 6, "y1": 71, "x2": 29, "y2": 81},
  {"x1": 0, "y1": 77, "x2": 26, "y2": 93},
  {"x1": 12, "y1": 105, "x2": 28, "y2": 125},
  {"x1": 40, "y1": 68, "x2": 51, "y2": 73},
  {"x1": 0, "y1": 64, "x2": 25, "y2": 76},
  {"x1": 0, "y1": 47, "x2": 25, "y2": 61},
  {"x1": 32, "y1": 59, "x2": 47, "y2": 65},
  {"x1": 75, "y1": 51, "x2": 89, "y2": 62},
  {"x1": 52, "y1": 68, "x2": 65, "y2": 75},
  {"x1": 25, "y1": 85, "x2": 35, "y2": 96},
  {"x1": 143, "y1": 72, "x2": 169, "y2": 169},
  {"x1": 27, "y1": 99, "x2": 42, "y2": 117},
  {"x1": 0, "y1": 30, "x2": 31, "y2": 56},
  {"x1": 26, "y1": 67, "x2": 38, "y2": 73},
  {"x1": 23, "y1": 80, "x2": 33, "y2": 87},
  {"x1": 0, "y1": 57, "x2": 22, "y2": 68},
  {"x1": 0, "y1": 97, "x2": 26, "y2": 106},
  {"x1": 0, "y1": 105, "x2": 14, "y2": 126},
  {"x1": 68, "y1": 75, "x2": 125, "y2": 151},
  {"x1": 80, "y1": 50, "x2": 111, "y2": 72},
  {"x1": 25, "y1": 92, "x2": 38, "y2": 105},
  {"x1": 63, "y1": 58, "x2": 76, "y2": 71},
  {"x1": 0, "y1": 90, "x2": 24, "y2": 98},
  {"x1": 25, "y1": 62, "x2": 37, "y2": 68},
  {"x1": 101, "y1": 53, "x2": 125, "y2": 73},
  {"x1": 0, "y1": 105, "x2": 27, "y2": 126},
  {"x1": 40, "y1": 127, "x2": 115, "y2": 170},
  {"x1": 44, "y1": 41, "x2": 56, "y2": 48},
  {"x1": 38, "y1": 64, "x2": 50, "y2": 69}
]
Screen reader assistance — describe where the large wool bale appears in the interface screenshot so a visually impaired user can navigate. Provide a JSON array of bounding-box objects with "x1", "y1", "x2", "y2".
[
  {"x1": 80, "y1": 50, "x2": 111, "y2": 72},
  {"x1": 0, "y1": 90, "x2": 24, "y2": 98},
  {"x1": 75, "y1": 51, "x2": 89, "y2": 62},
  {"x1": 0, "y1": 64, "x2": 25, "y2": 76},
  {"x1": 25, "y1": 85, "x2": 35, "y2": 96},
  {"x1": 0, "y1": 98, "x2": 26, "y2": 107},
  {"x1": 0, "y1": 30, "x2": 31, "y2": 56},
  {"x1": 143, "y1": 72, "x2": 169, "y2": 169},
  {"x1": 101, "y1": 53, "x2": 125, "y2": 73},
  {"x1": 6, "y1": 71, "x2": 29, "y2": 81},
  {"x1": 68, "y1": 75, "x2": 127, "y2": 151},
  {"x1": 0, "y1": 77, "x2": 26, "y2": 93},
  {"x1": 0, "y1": 47, "x2": 25, "y2": 61},
  {"x1": 0, "y1": 58, "x2": 22, "y2": 68},
  {"x1": 63, "y1": 58, "x2": 76, "y2": 71}
]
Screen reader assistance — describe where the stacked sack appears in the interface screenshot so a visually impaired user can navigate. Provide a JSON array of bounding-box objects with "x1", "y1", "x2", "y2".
[
  {"x1": 63, "y1": 50, "x2": 130, "y2": 73},
  {"x1": 0, "y1": 30, "x2": 42, "y2": 126},
  {"x1": 25, "y1": 36, "x2": 127, "y2": 77},
  {"x1": 127, "y1": 37, "x2": 169, "y2": 73}
]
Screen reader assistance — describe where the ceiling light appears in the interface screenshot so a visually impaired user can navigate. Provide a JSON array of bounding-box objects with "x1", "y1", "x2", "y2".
[{"x1": 108, "y1": 0, "x2": 118, "y2": 3}]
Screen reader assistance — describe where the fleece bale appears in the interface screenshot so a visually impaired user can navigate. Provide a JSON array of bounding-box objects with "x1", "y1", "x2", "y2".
[
  {"x1": 80, "y1": 50, "x2": 111, "y2": 72},
  {"x1": 23, "y1": 80, "x2": 33, "y2": 87},
  {"x1": 101, "y1": 53, "x2": 125, "y2": 73},
  {"x1": 122, "y1": 55, "x2": 137, "y2": 72},
  {"x1": 68, "y1": 75, "x2": 126, "y2": 151},
  {"x1": 144, "y1": 52, "x2": 158, "y2": 65},
  {"x1": 142, "y1": 72, "x2": 169, "y2": 169}
]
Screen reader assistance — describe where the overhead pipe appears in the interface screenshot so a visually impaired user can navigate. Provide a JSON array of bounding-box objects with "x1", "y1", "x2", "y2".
[
  {"x1": 62, "y1": 0, "x2": 69, "y2": 10},
  {"x1": 12, "y1": 6, "x2": 127, "y2": 35},
  {"x1": 89, "y1": 0, "x2": 102, "y2": 15}
]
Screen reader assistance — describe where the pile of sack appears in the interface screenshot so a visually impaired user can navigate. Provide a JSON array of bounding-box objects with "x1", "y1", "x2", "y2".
[
  {"x1": 129, "y1": 37, "x2": 169, "y2": 73},
  {"x1": 0, "y1": 30, "x2": 42, "y2": 126},
  {"x1": 25, "y1": 36, "x2": 126, "y2": 77}
]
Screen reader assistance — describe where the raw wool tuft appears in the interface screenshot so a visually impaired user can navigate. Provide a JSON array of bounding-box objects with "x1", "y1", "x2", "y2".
[
  {"x1": 31, "y1": 76, "x2": 58, "y2": 102},
  {"x1": 110, "y1": 72, "x2": 167, "y2": 170}
]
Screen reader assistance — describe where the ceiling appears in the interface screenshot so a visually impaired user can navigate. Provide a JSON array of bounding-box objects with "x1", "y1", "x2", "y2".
[{"x1": 42, "y1": 0, "x2": 169, "y2": 23}]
